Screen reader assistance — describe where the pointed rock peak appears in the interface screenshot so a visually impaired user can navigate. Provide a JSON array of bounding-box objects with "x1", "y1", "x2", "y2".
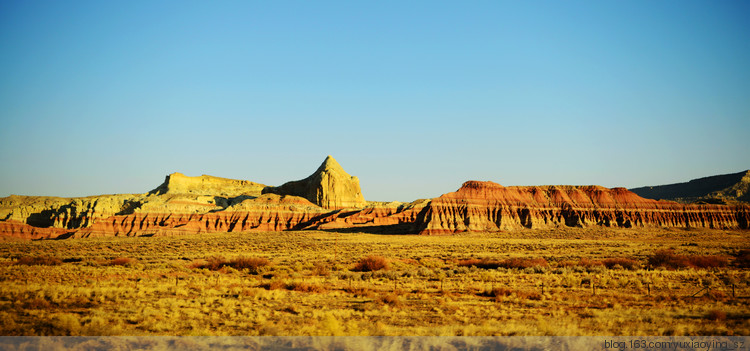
[
  {"x1": 317, "y1": 155, "x2": 345, "y2": 173},
  {"x1": 262, "y1": 155, "x2": 367, "y2": 209}
]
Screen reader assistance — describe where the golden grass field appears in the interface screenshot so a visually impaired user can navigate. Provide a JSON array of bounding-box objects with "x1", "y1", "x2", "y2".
[{"x1": 0, "y1": 227, "x2": 748, "y2": 336}]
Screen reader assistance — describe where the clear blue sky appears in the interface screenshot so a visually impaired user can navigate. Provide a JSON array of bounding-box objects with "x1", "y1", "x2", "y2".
[{"x1": 1, "y1": 0, "x2": 748, "y2": 202}]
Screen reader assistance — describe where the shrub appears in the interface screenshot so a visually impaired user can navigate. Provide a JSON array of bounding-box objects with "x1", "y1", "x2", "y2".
[
  {"x1": 501, "y1": 258, "x2": 548, "y2": 269},
  {"x1": 517, "y1": 291, "x2": 542, "y2": 301},
  {"x1": 457, "y1": 257, "x2": 548, "y2": 270},
  {"x1": 706, "y1": 310, "x2": 727, "y2": 321},
  {"x1": 558, "y1": 260, "x2": 578, "y2": 268},
  {"x1": 457, "y1": 259, "x2": 502, "y2": 269},
  {"x1": 23, "y1": 298, "x2": 51, "y2": 309},
  {"x1": 647, "y1": 249, "x2": 729, "y2": 269},
  {"x1": 51, "y1": 313, "x2": 81, "y2": 336},
  {"x1": 602, "y1": 258, "x2": 639, "y2": 270},
  {"x1": 289, "y1": 282, "x2": 327, "y2": 293},
  {"x1": 260, "y1": 280, "x2": 288, "y2": 290},
  {"x1": 577, "y1": 258, "x2": 604, "y2": 268},
  {"x1": 481, "y1": 287, "x2": 513, "y2": 298},
  {"x1": 687, "y1": 255, "x2": 728, "y2": 269},
  {"x1": 734, "y1": 249, "x2": 750, "y2": 268},
  {"x1": 344, "y1": 287, "x2": 376, "y2": 298},
  {"x1": 378, "y1": 293, "x2": 402, "y2": 307},
  {"x1": 16, "y1": 256, "x2": 62, "y2": 266},
  {"x1": 312, "y1": 262, "x2": 330, "y2": 276},
  {"x1": 191, "y1": 256, "x2": 270, "y2": 273},
  {"x1": 481, "y1": 288, "x2": 541, "y2": 301},
  {"x1": 648, "y1": 249, "x2": 690, "y2": 269},
  {"x1": 352, "y1": 255, "x2": 389, "y2": 272},
  {"x1": 190, "y1": 256, "x2": 226, "y2": 271},
  {"x1": 229, "y1": 257, "x2": 270, "y2": 274},
  {"x1": 109, "y1": 257, "x2": 134, "y2": 266}
]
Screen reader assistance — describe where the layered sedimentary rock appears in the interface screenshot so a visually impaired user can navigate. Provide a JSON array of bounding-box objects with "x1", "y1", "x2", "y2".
[
  {"x1": 1, "y1": 159, "x2": 748, "y2": 240},
  {"x1": 630, "y1": 170, "x2": 750, "y2": 204},
  {"x1": 72, "y1": 195, "x2": 428, "y2": 238},
  {"x1": 262, "y1": 156, "x2": 367, "y2": 209},
  {"x1": 301, "y1": 200, "x2": 430, "y2": 232},
  {"x1": 150, "y1": 172, "x2": 267, "y2": 197},
  {"x1": 418, "y1": 181, "x2": 750, "y2": 235},
  {"x1": 0, "y1": 194, "x2": 143, "y2": 229},
  {"x1": 74, "y1": 194, "x2": 329, "y2": 238},
  {"x1": 0, "y1": 221, "x2": 73, "y2": 240}
]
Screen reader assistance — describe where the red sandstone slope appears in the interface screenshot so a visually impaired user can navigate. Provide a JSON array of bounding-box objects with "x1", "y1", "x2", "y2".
[
  {"x1": 73, "y1": 194, "x2": 328, "y2": 238},
  {"x1": 0, "y1": 221, "x2": 73, "y2": 240},
  {"x1": 417, "y1": 181, "x2": 750, "y2": 235}
]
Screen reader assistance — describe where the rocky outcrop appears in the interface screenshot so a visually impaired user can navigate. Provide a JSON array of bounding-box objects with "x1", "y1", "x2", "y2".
[
  {"x1": 262, "y1": 156, "x2": 367, "y2": 209},
  {"x1": 418, "y1": 181, "x2": 750, "y2": 235},
  {"x1": 150, "y1": 172, "x2": 266, "y2": 197},
  {"x1": 72, "y1": 195, "x2": 429, "y2": 238},
  {"x1": 0, "y1": 220, "x2": 73, "y2": 240},
  {"x1": 74, "y1": 194, "x2": 329, "y2": 237},
  {"x1": 631, "y1": 170, "x2": 750, "y2": 204},
  {"x1": 301, "y1": 200, "x2": 430, "y2": 232},
  {"x1": 0, "y1": 194, "x2": 143, "y2": 230}
]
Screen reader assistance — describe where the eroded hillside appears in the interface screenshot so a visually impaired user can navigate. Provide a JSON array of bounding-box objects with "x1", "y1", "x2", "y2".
[{"x1": 1, "y1": 157, "x2": 748, "y2": 239}]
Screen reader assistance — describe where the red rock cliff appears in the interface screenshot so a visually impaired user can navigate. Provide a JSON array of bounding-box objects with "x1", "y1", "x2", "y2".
[{"x1": 418, "y1": 181, "x2": 750, "y2": 235}]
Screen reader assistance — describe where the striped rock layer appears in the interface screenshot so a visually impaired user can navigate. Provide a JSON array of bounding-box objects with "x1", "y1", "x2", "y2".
[{"x1": 1, "y1": 161, "x2": 748, "y2": 239}]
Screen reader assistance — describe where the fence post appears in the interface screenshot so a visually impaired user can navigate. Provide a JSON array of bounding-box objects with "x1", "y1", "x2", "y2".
[{"x1": 690, "y1": 286, "x2": 708, "y2": 298}]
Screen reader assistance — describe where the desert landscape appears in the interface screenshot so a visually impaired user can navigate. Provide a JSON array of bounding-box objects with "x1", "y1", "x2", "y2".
[
  {"x1": 2, "y1": 1, "x2": 749, "y2": 344},
  {"x1": 0, "y1": 157, "x2": 748, "y2": 336}
]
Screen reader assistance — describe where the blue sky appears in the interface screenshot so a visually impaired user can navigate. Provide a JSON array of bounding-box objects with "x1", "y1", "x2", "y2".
[{"x1": 1, "y1": 0, "x2": 748, "y2": 202}]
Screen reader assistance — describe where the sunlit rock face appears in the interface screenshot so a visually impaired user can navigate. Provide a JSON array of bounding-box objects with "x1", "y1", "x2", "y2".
[
  {"x1": 262, "y1": 155, "x2": 367, "y2": 210},
  {"x1": 417, "y1": 181, "x2": 750, "y2": 235}
]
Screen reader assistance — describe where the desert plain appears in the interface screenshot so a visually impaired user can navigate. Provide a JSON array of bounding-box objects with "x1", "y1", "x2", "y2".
[{"x1": 0, "y1": 227, "x2": 748, "y2": 336}]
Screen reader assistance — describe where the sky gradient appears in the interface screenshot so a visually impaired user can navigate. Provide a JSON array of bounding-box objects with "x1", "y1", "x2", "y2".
[{"x1": 1, "y1": 0, "x2": 749, "y2": 202}]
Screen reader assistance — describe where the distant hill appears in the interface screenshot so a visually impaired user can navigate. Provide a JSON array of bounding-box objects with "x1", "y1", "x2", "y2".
[{"x1": 630, "y1": 170, "x2": 750, "y2": 204}]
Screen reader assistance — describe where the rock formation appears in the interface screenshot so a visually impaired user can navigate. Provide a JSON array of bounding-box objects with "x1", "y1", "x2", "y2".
[
  {"x1": 74, "y1": 194, "x2": 330, "y2": 238},
  {"x1": 630, "y1": 170, "x2": 750, "y2": 204},
  {"x1": 0, "y1": 159, "x2": 748, "y2": 240},
  {"x1": 261, "y1": 156, "x2": 367, "y2": 209},
  {"x1": 150, "y1": 172, "x2": 266, "y2": 197},
  {"x1": 418, "y1": 181, "x2": 750, "y2": 235}
]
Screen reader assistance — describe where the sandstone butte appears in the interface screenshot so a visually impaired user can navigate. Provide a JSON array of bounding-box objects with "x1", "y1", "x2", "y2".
[
  {"x1": 261, "y1": 155, "x2": 368, "y2": 209},
  {"x1": 0, "y1": 156, "x2": 748, "y2": 240}
]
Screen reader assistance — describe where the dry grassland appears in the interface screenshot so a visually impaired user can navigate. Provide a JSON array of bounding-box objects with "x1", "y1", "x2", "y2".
[{"x1": 0, "y1": 227, "x2": 748, "y2": 336}]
